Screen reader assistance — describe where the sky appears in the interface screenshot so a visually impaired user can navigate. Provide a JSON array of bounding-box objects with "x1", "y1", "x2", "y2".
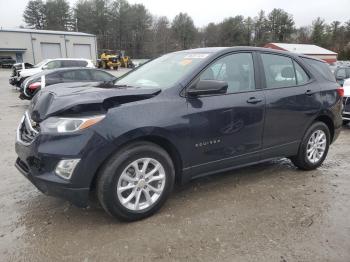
[{"x1": 0, "y1": 0, "x2": 349, "y2": 29}]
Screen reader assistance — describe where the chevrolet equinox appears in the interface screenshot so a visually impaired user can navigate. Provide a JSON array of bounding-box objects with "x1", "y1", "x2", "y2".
[{"x1": 15, "y1": 47, "x2": 343, "y2": 221}]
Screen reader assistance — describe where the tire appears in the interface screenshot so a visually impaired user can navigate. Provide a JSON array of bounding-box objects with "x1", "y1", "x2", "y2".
[
  {"x1": 97, "y1": 141, "x2": 175, "y2": 221},
  {"x1": 291, "y1": 122, "x2": 330, "y2": 170},
  {"x1": 343, "y1": 120, "x2": 350, "y2": 126}
]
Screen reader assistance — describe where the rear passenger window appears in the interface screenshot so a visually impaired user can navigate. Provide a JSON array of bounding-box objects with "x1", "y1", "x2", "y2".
[
  {"x1": 199, "y1": 52, "x2": 255, "y2": 93},
  {"x1": 302, "y1": 58, "x2": 336, "y2": 82},
  {"x1": 261, "y1": 54, "x2": 296, "y2": 88},
  {"x1": 293, "y1": 61, "x2": 309, "y2": 85}
]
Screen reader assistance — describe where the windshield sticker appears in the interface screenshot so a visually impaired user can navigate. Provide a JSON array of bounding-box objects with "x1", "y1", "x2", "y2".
[
  {"x1": 179, "y1": 59, "x2": 193, "y2": 66},
  {"x1": 184, "y1": 54, "x2": 209, "y2": 59}
]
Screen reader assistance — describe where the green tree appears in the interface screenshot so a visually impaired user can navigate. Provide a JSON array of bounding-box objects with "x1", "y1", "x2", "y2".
[
  {"x1": 219, "y1": 16, "x2": 246, "y2": 46},
  {"x1": 253, "y1": 10, "x2": 269, "y2": 46},
  {"x1": 244, "y1": 17, "x2": 254, "y2": 46},
  {"x1": 311, "y1": 17, "x2": 326, "y2": 46},
  {"x1": 75, "y1": 0, "x2": 96, "y2": 33},
  {"x1": 23, "y1": 0, "x2": 46, "y2": 29},
  {"x1": 171, "y1": 13, "x2": 197, "y2": 49},
  {"x1": 267, "y1": 8, "x2": 295, "y2": 42},
  {"x1": 151, "y1": 16, "x2": 171, "y2": 55},
  {"x1": 203, "y1": 22, "x2": 220, "y2": 47},
  {"x1": 128, "y1": 4, "x2": 152, "y2": 57},
  {"x1": 45, "y1": 0, "x2": 73, "y2": 30}
]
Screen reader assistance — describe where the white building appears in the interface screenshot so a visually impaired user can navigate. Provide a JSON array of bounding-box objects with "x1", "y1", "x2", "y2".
[
  {"x1": 264, "y1": 43, "x2": 338, "y2": 64},
  {"x1": 0, "y1": 28, "x2": 97, "y2": 65}
]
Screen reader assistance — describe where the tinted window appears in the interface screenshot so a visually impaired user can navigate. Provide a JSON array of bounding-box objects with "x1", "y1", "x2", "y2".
[
  {"x1": 261, "y1": 54, "x2": 296, "y2": 88},
  {"x1": 59, "y1": 70, "x2": 91, "y2": 81},
  {"x1": 62, "y1": 60, "x2": 88, "y2": 67},
  {"x1": 199, "y1": 53, "x2": 255, "y2": 93},
  {"x1": 46, "y1": 72, "x2": 60, "y2": 80},
  {"x1": 74, "y1": 70, "x2": 91, "y2": 81},
  {"x1": 336, "y1": 68, "x2": 347, "y2": 79},
  {"x1": 90, "y1": 70, "x2": 115, "y2": 82},
  {"x1": 294, "y1": 61, "x2": 310, "y2": 85},
  {"x1": 302, "y1": 58, "x2": 336, "y2": 82},
  {"x1": 59, "y1": 71, "x2": 76, "y2": 80},
  {"x1": 346, "y1": 68, "x2": 350, "y2": 77}
]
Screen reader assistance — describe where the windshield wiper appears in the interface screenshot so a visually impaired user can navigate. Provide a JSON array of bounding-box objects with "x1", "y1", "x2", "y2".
[{"x1": 114, "y1": 84, "x2": 138, "y2": 88}]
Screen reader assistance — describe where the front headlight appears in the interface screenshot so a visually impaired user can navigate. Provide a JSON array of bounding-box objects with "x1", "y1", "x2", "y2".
[{"x1": 41, "y1": 115, "x2": 105, "y2": 133}]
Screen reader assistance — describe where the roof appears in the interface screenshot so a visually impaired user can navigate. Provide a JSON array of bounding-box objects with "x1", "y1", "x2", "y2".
[
  {"x1": 267, "y1": 43, "x2": 337, "y2": 55},
  {"x1": 0, "y1": 28, "x2": 95, "y2": 37}
]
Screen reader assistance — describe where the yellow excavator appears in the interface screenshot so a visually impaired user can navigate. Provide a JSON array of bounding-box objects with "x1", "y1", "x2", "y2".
[{"x1": 98, "y1": 50, "x2": 134, "y2": 70}]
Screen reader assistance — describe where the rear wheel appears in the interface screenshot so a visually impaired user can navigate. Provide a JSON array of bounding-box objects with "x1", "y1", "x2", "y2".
[
  {"x1": 291, "y1": 122, "x2": 330, "y2": 170},
  {"x1": 97, "y1": 141, "x2": 175, "y2": 221}
]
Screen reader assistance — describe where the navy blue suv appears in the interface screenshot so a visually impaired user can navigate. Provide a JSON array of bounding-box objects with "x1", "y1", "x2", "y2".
[{"x1": 15, "y1": 47, "x2": 343, "y2": 221}]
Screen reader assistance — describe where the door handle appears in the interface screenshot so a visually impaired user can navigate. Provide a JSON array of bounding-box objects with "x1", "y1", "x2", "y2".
[
  {"x1": 247, "y1": 97, "x2": 262, "y2": 104},
  {"x1": 305, "y1": 90, "x2": 313, "y2": 96}
]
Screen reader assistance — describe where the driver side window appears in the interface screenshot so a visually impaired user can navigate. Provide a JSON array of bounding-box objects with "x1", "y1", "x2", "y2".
[{"x1": 199, "y1": 53, "x2": 256, "y2": 93}]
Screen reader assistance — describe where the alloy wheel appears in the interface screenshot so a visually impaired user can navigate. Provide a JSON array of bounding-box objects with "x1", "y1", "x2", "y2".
[
  {"x1": 116, "y1": 158, "x2": 166, "y2": 211},
  {"x1": 306, "y1": 130, "x2": 327, "y2": 164}
]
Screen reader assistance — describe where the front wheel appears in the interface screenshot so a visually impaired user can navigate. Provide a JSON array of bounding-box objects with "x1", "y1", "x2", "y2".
[
  {"x1": 97, "y1": 141, "x2": 175, "y2": 221},
  {"x1": 291, "y1": 122, "x2": 330, "y2": 170}
]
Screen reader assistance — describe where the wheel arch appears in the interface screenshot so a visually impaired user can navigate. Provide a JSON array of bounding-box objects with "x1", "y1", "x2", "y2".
[
  {"x1": 313, "y1": 114, "x2": 335, "y2": 143},
  {"x1": 90, "y1": 134, "x2": 184, "y2": 191}
]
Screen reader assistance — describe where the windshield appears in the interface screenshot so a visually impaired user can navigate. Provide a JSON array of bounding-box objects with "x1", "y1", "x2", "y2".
[
  {"x1": 34, "y1": 59, "x2": 49, "y2": 68},
  {"x1": 116, "y1": 52, "x2": 210, "y2": 89}
]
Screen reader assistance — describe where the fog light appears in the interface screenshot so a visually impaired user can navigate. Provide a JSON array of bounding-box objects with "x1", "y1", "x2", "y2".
[{"x1": 55, "y1": 159, "x2": 80, "y2": 180}]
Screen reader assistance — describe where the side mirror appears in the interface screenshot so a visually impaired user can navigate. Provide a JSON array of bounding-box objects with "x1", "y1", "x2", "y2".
[
  {"x1": 187, "y1": 80, "x2": 228, "y2": 97},
  {"x1": 42, "y1": 65, "x2": 48, "y2": 70}
]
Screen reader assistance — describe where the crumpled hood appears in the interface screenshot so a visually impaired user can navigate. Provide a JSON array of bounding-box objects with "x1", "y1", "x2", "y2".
[
  {"x1": 20, "y1": 67, "x2": 41, "y2": 77},
  {"x1": 29, "y1": 82, "x2": 161, "y2": 122}
]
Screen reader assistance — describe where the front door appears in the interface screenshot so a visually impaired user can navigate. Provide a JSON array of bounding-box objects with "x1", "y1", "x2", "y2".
[{"x1": 185, "y1": 52, "x2": 265, "y2": 177}]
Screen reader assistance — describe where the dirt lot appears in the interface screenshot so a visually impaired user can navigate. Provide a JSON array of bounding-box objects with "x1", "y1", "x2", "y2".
[{"x1": 0, "y1": 68, "x2": 349, "y2": 262}]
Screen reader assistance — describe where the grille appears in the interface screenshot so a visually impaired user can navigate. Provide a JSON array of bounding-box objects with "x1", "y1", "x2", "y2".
[
  {"x1": 109, "y1": 57, "x2": 118, "y2": 63},
  {"x1": 11, "y1": 67, "x2": 16, "y2": 77},
  {"x1": 17, "y1": 112, "x2": 39, "y2": 145},
  {"x1": 344, "y1": 97, "x2": 350, "y2": 113}
]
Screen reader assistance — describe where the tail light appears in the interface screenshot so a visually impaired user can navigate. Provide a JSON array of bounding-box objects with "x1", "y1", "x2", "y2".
[
  {"x1": 28, "y1": 82, "x2": 41, "y2": 90},
  {"x1": 337, "y1": 86, "x2": 344, "y2": 97}
]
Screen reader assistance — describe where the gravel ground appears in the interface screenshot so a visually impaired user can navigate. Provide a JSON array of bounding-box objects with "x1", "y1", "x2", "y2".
[{"x1": 0, "y1": 68, "x2": 349, "y2": 262}]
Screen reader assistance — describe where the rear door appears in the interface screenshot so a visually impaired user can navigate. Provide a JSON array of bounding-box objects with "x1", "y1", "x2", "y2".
[
  {"x1": 186, "y1": 52, "x2": 266, "y2": 176},
  {"x1": 259, "y1": 52, "x2": 321, "y2": 157}
]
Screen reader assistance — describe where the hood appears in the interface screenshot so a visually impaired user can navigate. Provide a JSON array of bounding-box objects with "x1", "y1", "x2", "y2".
[
  {"x1": 29, "y1": 82, "x2": 161, "y2": 122},
  {"x1": 20, "y1": 67, "x2": 41, "y2": 77}
]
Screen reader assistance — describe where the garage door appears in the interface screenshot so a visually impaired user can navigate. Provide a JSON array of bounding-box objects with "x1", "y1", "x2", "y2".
[
  {"x1": 41, "y1": 43, "x2": 62, "y2": 59},
  {"x1": 73, "y1": 44, "x2": 92, "y2": 59}
]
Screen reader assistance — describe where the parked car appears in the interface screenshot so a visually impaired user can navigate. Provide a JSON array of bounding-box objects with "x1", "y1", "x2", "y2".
[
  {"x1": 9, "y1": 58, "x2": 95, "y2": 87},
  {"x1": 0, "y1": 56, "x2": 16, "y2": 68},
  {"x1": 342, "y1": 78, "x2": 350, "y2": 125},
  {"x1": 19, "y1": 68, "x2": 117, "y2": 100},
  {"x1": 334, "y1": 66, "x2": 350, "y2": 86},
  {"x1": 15, "y1": 47, "x2": 343, "y2": 221}
]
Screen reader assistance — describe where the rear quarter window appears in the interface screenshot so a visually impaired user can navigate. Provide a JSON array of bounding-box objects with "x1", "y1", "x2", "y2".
[{"x1": 302, "y1": 58, "x2": 336, "y2": 82}]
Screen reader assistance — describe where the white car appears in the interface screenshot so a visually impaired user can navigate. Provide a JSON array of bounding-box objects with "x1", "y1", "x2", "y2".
[
  {"x1": 9, "y1": 58, "x2": 95, "y2": 87},
  {"x1": 342, "y1": 78, "x2": 350, "y2": 124}
]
